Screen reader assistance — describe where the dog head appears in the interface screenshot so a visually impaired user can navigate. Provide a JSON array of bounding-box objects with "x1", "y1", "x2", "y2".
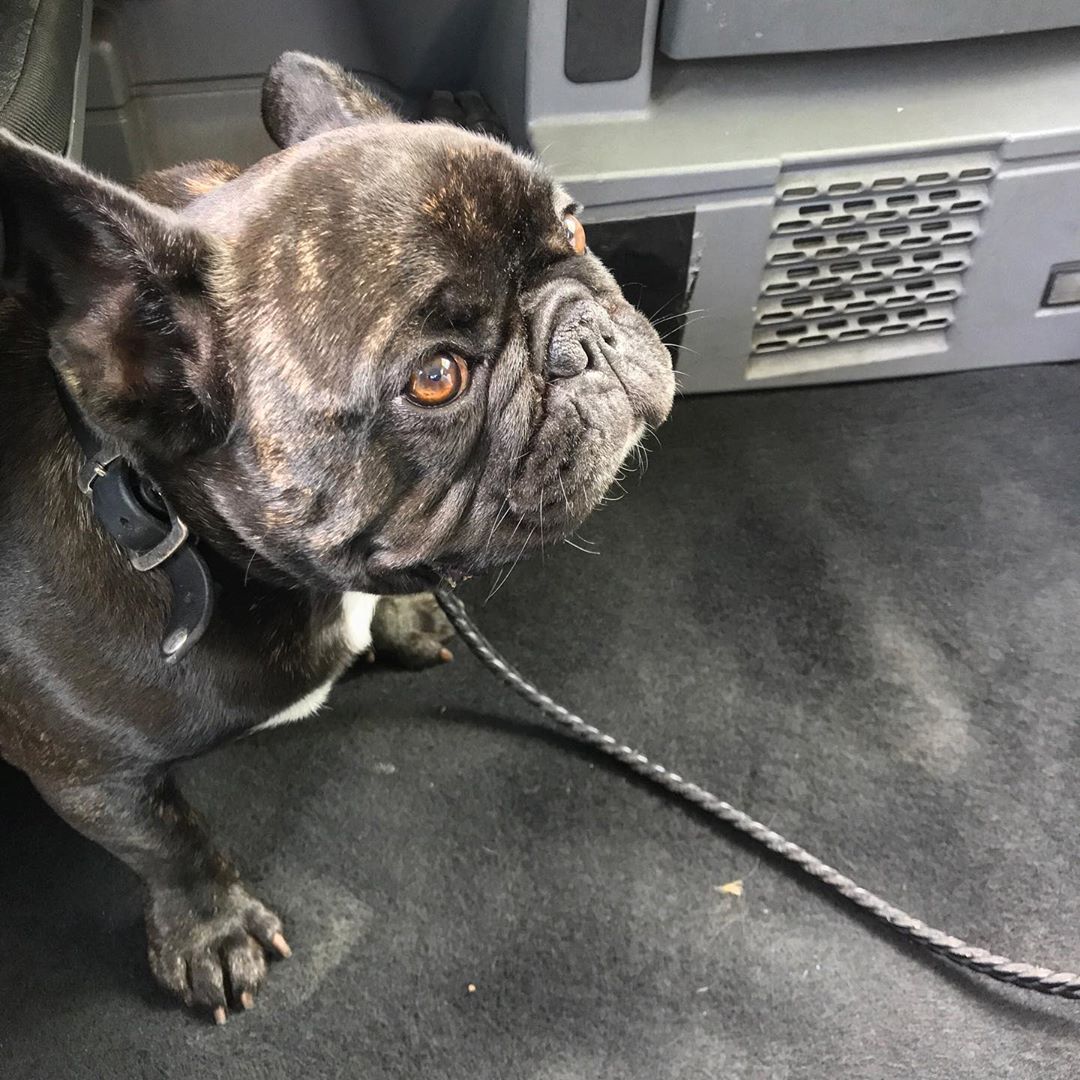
[{"x1": 0, "y1": 53, "x2": 675, "y2": 594}]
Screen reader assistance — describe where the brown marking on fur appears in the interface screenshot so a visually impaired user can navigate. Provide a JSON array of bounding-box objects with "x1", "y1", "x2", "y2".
[
  {"x1": 360, "y1": 307, "x2": 403, "y2": 358},
  {"x1": 262, "y1": 485, "x2": 317, "y2": 528},
  {"x1": 184, "y1": 170, "x2": 234, "y2": 198},
  {"x1": 295, "y1": 229, "x2": 324, "y2": 294},
  {"x1": 136, "y1": 160, "x2": 241, "y2": 210}
]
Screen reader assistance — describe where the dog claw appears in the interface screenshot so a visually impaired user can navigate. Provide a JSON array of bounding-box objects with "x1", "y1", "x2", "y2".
[
  {"x1": 240, "y1": 991, "x2": 255, "y2": 1010},
  {"x1": 271, "y1": 931, "x2": 292, "y2": 958},
  {"x1": 213, "y1": 1006, "x2": 228, "y2": 1026},
  {"x1": 438, "y1": 647, "x2": 453, "y2": 663}
]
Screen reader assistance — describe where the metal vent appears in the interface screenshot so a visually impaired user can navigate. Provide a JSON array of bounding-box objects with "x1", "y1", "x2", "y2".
[{"x1": 751, "y1": 160, "x2": 994, "y2": 358}]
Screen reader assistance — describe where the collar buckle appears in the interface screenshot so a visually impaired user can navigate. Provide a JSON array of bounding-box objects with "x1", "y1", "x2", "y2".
[
  {"x1": 77, "y1": 450, "x2": 121, "y2": 496},
  {"x1": 55, "y1": 376, "x2": 215, "y2": 662},
  {"x1": 130, "y1": 514, "x2": 191, "y2": 571}
]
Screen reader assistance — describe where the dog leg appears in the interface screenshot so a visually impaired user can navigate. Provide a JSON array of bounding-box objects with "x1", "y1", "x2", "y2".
[
  {"x1": 369, "y1": 593, "x2": 456, "y2": 669},
  {"x1": 32, "y1": 768, "x2": 287, "y2": 1021}
]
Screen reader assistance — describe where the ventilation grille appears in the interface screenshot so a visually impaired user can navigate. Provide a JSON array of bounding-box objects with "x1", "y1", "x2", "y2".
[{"x1": 752, "y1": 162, "x2": 994, "y2": 357}]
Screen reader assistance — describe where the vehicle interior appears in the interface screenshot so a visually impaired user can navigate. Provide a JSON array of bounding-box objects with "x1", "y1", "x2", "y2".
[{"x1": 2, "y1": 2, "x2": 1080, "y2": 1076}]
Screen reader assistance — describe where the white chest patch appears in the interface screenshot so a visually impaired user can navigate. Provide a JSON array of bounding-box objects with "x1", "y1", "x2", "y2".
[
  {"x1": 340, "y1": 591, "x2": 380, "y2": 654},
  {"x1": 253, "y1": 591, "x2": 379, "y2": 733}
]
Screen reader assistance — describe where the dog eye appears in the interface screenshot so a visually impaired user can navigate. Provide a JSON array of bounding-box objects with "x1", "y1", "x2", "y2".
[
  {"x1": 563, "y1": 212, "x2": 586, "y2": 255},
  {"x1": 406, "y1": 352, "x2": 470, "y2": 407}
]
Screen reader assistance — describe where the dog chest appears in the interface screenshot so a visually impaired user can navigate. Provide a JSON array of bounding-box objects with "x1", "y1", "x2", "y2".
[{"x1": 252, "y1": 591, "x2": 378, "y2": 732}]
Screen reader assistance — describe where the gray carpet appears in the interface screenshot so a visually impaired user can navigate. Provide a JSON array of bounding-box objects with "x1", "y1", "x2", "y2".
[{"x1": 3, "y1": 363, "x2": 1080, "y2": 1078}]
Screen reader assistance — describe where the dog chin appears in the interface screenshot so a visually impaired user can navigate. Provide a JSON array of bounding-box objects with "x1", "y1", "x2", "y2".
[{"x1": 290, "y1": 421, "x2": 653, "y2": 597}]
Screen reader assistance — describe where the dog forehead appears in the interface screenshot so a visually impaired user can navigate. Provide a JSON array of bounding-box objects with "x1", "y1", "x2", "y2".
[
  {"x1": 261, "y1": 128, "x2": 560, "y2": 292},
  {"x1": 221, "y1": 128, "x2": 565, "y2": 377},
  {"x1": 420, "y1": 138, "x2": 548, "y2": 217},
  {"x1": 407, "y1": 133, "x2": 561, "y2": 264}
]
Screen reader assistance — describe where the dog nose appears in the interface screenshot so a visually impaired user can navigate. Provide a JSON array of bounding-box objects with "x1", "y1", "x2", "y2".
[{"x1": 546, "y1": 301, "x2": 612, "y2": 380}]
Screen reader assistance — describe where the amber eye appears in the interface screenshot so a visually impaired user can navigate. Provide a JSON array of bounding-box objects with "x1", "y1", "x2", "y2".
[
  {"x1": 406, "y1": 351, "x2": 470, "y2": 407},
  {"x1": 563, "y1": 212, "x2": 586, "y2": 255}
]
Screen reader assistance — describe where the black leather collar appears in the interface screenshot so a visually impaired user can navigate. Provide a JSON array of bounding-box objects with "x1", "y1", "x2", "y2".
[{"x1": 55, "y1": 378, "x2": 214, "y2": 663}]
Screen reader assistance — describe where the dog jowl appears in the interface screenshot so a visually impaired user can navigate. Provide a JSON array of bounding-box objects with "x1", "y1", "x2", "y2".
[{"x1": 0, "y1": 52, "x2": 674, "y2": 1020}]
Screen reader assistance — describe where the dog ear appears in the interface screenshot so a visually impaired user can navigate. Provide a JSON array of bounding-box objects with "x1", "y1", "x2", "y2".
[
  {"x1": 262, "y1": 51, "x2": 401, "y2": 148},
  {"x1": 0, "y1": 129, "x2": 229, "y2": 464},
  {"x1": 261, "y1": 52, "x2": 399, "y2": 147}
]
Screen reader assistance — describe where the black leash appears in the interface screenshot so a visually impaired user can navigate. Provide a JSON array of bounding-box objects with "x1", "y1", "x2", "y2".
[{"x1": 434, "y1": 583, "x2": 1080, "y2": 1001}]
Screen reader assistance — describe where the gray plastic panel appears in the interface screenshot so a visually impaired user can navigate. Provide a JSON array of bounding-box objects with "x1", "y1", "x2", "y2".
[
  {"x1": 668, "y1": 150, "x2": 1080, "y2": 393},
  {"x1": 747, "y1": 153, "x2": 994, "y2": 367},
  {"x1": 533, "y1": 32, "x2": 1080, "y2": 206},
  {"x1": 525, "y1": 0, "x2": 661, "y2": 122},
  {"x1": 660, "y1": 0, "x2": 1080, "y2": 61},
  {"x1": 534, "y1": 29, "x2": 1080, "y2": 392},
  {"x1": 473, "y1": 0, "x2": 530, "y2": 145},
  {"x1": 82, "y1": 73, "x2": 276, "y2": 181},
  {"x1": 97, "y1": 0, "x2": 493, "y2": 93},
  {"x1": 87, "y1": 0, "x2": 664, "y2": 178},
  {"x1": 84, "y1": 0, "x2": 480, "y2": 180}
]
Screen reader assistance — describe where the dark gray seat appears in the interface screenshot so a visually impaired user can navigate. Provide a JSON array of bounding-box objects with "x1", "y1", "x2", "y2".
[{"x1": 0, "y1": 0, "x2": 86, "y2": 153}]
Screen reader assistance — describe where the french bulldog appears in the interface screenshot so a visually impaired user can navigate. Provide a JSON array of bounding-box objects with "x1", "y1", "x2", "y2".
[{"x1": 0, "y1": 52, "x2": 675, "y2": 1022}]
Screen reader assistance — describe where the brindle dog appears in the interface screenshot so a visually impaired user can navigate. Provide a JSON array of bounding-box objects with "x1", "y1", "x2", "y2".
[{"x1": 0, "y1": 51, "x2": 674, "y2": 1021}]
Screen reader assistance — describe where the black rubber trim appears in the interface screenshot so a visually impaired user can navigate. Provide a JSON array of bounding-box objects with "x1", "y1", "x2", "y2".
[{"x1": 564, "y1": 0, "x2": 647, "y2": 84}]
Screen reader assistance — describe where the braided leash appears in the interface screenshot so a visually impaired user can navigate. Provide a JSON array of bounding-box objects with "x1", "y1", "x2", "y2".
[{"x1": 435, "y1": 584, "x2": 1080, "y2": 1000}]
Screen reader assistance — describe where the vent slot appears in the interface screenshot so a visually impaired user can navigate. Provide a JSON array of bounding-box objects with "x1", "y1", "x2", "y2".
[{"x1": 753, "y1": 158, "x2": 993, "y2": 360}]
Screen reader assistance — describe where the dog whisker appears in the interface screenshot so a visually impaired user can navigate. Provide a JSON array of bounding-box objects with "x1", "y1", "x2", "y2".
[
  {"x1": 564, "y1": 537, "x2": 600, "y2": 556},
  {"x1": 485, "y1": 494, "x2": 513, "y2": 553},
  {"x1": 506, "y1": 511, "x2": 526, "y2": 545},
  {"x1": 650, "y1": 306, "x2": 707, "y2": 328},
  {"x1": 556, "y1": 471, "x2": 571, "y2": 516},
  {"x1": 633, "y1": 443, "x2": 648, "y2": 476},
  {"x1": 645, "y1": 294, "x2": 699, "y2": 322},
  {"x1": 485, "y1": 524, "x2": 536, "y2": 602}
]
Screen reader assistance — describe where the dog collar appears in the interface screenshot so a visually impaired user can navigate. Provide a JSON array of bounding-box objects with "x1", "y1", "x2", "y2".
[{"x1": 54, "y1": 378, "x2": 214, "y2": 663}]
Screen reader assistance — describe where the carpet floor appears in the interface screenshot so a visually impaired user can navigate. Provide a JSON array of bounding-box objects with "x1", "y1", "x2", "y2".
[{"x1": 3, "y1": 363, "x2": 1080, "y2": 1078}]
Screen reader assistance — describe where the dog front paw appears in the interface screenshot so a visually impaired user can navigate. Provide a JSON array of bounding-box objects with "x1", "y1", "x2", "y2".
[
  {"x1": 369, "y1": 592, "x2": 455, "y2": 669},
  {"x1": 146, "y1": 882, "x2": 290, "y2": 1023}
]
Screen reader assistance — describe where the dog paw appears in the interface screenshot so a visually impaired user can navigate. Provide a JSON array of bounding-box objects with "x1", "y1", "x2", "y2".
[
  {"x1": 146, "y1": 883, "x2": 290, "y2": 1023},
  {"x1": 369, "y1": 592, "x2": 456, "y2": 669}
]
